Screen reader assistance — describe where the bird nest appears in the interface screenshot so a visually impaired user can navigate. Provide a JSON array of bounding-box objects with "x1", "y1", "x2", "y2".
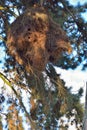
[{"x1": 7, "y1": 7, "x2": 72, "y2": 73}]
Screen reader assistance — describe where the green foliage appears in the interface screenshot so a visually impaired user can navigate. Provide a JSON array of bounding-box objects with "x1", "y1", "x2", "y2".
[{"x1": 0, "y1": 0, "x2": 86, "y2": 129}]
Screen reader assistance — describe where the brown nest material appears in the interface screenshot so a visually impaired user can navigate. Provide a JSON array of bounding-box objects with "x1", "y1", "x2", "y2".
[{"x1": 7, "y1": 7, "x2": 72, "y2": 72}]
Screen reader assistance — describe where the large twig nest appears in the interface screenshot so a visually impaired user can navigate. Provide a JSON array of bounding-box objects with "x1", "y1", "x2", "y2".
[{"x1": 7, "y1": 7, "x2": 72, "y2": 72}]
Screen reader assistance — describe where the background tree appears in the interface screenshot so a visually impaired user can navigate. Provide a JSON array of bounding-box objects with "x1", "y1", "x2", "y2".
[{"x1": 0, "y1": 0, "x2": 86, "y2": 129}]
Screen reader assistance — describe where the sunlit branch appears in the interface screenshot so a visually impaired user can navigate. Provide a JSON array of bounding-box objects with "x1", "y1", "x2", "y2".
[
  {"x1": 0, "y1": 5, "x2": 18, "y2": 18},
  {"x1": 0, "y1": 72, "x2": 36, "y2": 127},
  {"x1": 0, "y1": 36, "x2": 6, "y2": 43}
]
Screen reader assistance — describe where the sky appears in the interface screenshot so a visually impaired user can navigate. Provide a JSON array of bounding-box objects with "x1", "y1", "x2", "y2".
[
  {"x1": 55, "y1": 67, "x2": 87, "y2": 103},
  {"x1": 69, "y1": 0, "x2": 87, "y2": 5},
  {"x1": 0, "y1": 46, "x2": 6, "y2": 69},
  {"x1": 69, "y1": 0, "x2": 87, "y2": 6},
  {"x1": 69, "y1": 0, "x2": 87, "y2": 22}
]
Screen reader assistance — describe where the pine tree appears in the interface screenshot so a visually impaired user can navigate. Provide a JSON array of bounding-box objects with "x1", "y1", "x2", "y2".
[{"x1": 0, "y1": 0, "x2": 86, "y2": 129}]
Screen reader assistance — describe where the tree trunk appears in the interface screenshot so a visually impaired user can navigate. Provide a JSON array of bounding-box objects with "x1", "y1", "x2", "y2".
[{"x1": 83, "y1": 82, "x2": 87, "y2": 130}]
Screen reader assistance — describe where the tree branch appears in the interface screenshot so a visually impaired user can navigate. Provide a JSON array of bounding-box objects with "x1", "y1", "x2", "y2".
[{"x1": 0, "y1": 72, "x2": 36, "y2": 127}]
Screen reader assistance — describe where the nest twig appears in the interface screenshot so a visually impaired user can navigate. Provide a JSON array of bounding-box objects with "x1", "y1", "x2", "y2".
[{"x1": 7, "y1": 7, "x2": 72, "y2": 73}]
